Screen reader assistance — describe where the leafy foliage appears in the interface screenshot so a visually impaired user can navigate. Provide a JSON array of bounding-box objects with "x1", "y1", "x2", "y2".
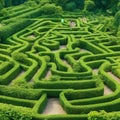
[
  {"x1": 88, "y1": 110, "x2": 120, "y2": 120},
  {"x1": 39, "y1": 3, "x2": 63, "y2": 15},
  {"x1": 0, "y1": 103, "x2": 32, "y2": 120},
  {"x1": 0, "y1": 8, "x2": 9, "y2": 18},
  {"x1": 73, "y1": 62, "x2": 82, "y2": 72},
  {"x1": 50, "y1": 0, "x2": 84, "y2": 11},
  {"x1": 65, "y1": 2, "x2": 77, "y2": 11},
  {"x1": 11, "y1": 52, "x2": 28, "y2": 63},
  {"x1": 49, "y1": 75, "x2": 61, "y2": 81},
  {"x1": 93, "y1": 0, "x2": 120, "y2": 14},
  {"x1": 114, "y1": 10, "x2": 120, "y2": 27},
  {"x1": 84, "y1": 0, "x2": 95, "y2": 11}
]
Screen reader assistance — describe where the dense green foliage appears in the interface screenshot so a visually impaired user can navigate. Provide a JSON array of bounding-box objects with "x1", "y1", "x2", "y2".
[
  {"x1": 50, "y1": 0, "x2": 84, "y2": 10},
  {"x1": 114, "y1": 10, "x2": 120, "y2": 27},
  {"x1": 88, "y1": 110, "x2": 120, "y2": 120},
  {"x1": 11, "y1": 52, "x2": 28, "y2": 62},
  {"x1": 84, "y1": 0, "x2": 95, "y2": 11},
  {"x1": 93, "y1": 0, "x2": 120, "y2": 14},
  {"x1": 39, "y1": 3, "x2": 63, "y2": 15},
  {"x1": 0, "y1": 103, "x2": 32, "y2": 120},
  {"x1": 0, "y1": 0, "x2": 120, "y2": 120},
  {"x1": 3, "y1": 0, "x2": 27, "y2": 7}
]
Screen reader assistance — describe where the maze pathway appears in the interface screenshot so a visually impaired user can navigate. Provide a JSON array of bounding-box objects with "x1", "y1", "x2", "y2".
[{"x1": 0, "y1": 15, "x2": 120, "y2": 120}]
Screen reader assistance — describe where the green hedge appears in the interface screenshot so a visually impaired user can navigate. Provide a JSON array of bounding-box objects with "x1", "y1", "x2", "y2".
[
  {"x1": 0, "y1": 103, "x2": 32, "y2": 120},
  {"x1": 0, "y1": 19, "x2": 33, "y2": 42},
  {"x1": 88, "y1": 110, "x2": 120, "y2": 120},
  {"x1": 0, "y1": 85, "x2": 42, "y2": 100}
]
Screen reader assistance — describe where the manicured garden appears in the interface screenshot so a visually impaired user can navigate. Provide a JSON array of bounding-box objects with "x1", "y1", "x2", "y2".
[{"x1": 0, "y1": 0, "x2": 120, "y2": 120}]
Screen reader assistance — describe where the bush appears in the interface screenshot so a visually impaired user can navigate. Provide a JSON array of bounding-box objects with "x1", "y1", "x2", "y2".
[
  {"x1": 40, "y1": 4, "x2": 63, "y2": 15},
  {"x1": 0, "y1": 103, "x2": 32, "y2": 120},
  {"x1": 0, "y1": 0, "x2": 4, "y2": 10},
  {"x1": 84, "y1": 0, "x2": 95, "y2": 11},
  {"x1": 114, "y1": 10, "x2": 120, "y2": 27},
  {"x1": 65, "y1": 2, "x2": 77, "y2": 11},
  {"x1": 75, "y1": 0, "x2": 85, "y2": 10},
  {"x1": 39, "y1": 0, "x2": 50, "y2": 5},
  {"x1": 88, "y1": 110, "x2": 120, "y2": 120},
  {"x1": 4, "y1": 0, "x2": 12, "y2": 7},
  {"x1": 88, "y1": 110, "x2": 108, "y2": 120},
  {"x1": 24, "y1": 0, "x2": 37, "y2": 7},
  {"x1": 50, "y1": 0, "x2": 84, "y2": 10},
  {"x1": 93, "y1": 0, "x2": 119, "y2": 14},
  {"x1": 40, "y1": 3, "x2": 63, "y2": 15}
]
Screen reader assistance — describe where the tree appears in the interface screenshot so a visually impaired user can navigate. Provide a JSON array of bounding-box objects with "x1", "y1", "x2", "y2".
[
  {"x1": 65, "y1": 2, "x2": 76, "y2": 11},
  {"x1": 39, "y1": 3, "x2": 63, "y2": 15},
  {"x1": 114, "y1": 10, "x2": 120, "y2": 33},
  {"x1": 4, "y1": 0, "x2": 12, "y2": 7},
  {"x1": 0, "y1": 0, "x2": 5, "y2": 10},
  {"x1": 50, "y1": 0, "x2": 85, "y2": 11},
  {"x1": 84, "y1": 0, "x2": 95, "y2": 11},
  {"x1": 74, "y1": 0, "x2": 84, "y2": 10},
  {"x1": 93, "y1": 0, "x2": 119, "y2": 14}
]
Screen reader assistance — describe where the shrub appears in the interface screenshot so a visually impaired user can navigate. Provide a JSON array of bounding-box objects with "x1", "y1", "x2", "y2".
[
  {"x1": 84, "y1": 0, "x2": 95, "y2": 11},
  {"x1": 117, "y1": 2, "x2": 120, "y2": 10},
  {"x1": 40, "y1": 3, "x2": 63, "y2": 15},
  {"x1": 65, "y1": 2, "x2": 77, "y2": 11},
  {"x1": 24, "y1": 0, "x2": 37, "y2": 7},
  {"x1": 88, "y1": 110, "x2": 108, "y2": 120},
  {"x1": 39, "y1": 0, "x2": 50, "y2": 5},
  {"x1": 50, "y1": 0, "x2": 84, "y2": 10},
  {"x1": 75, "y1": 0, "x2": 85, "y2": 10},
  {"x1": 0, "y1": 0, "x2": 4, "y2": 10},
  {"x1": 93, "y1": 0, "x2": 119, "y2": 14},
  {"x1": 4, "y1": 0, "x2": 12, "y2": 7},
  {"x1": 114, "y1": 10, "x2": 120, "y2": 27},
  {"x1": 0, "y1": 103, "x2": 32, "y2": 120},
  {"x1": 88, "y1": 110, "x2": 120, "y2": 120}
]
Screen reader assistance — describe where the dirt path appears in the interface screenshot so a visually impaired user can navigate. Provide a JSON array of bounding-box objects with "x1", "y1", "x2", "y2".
[
  {"x1": 104, "y1": 85, "x2": 113, "y2": 95},
  {"x1": 42, "y1": 98, "x2": 66, "y2": 115},
  {"x1": 93, "y1": 69, "x2": 98, "y2": 75},
  {"x1": 52, "y1": 45, "x2": 66, "y2": 52},
  {"x1": 27, "y1": 35, "x2": 36, "y2": 39},
  {"x1": 80, "y1": 49, "x2": 89, "y2": 52},
  {"x1": 108, "y1": 72, "x2": 120, "y2": 83},
  {"x1": 60, "y1": 45, "x2": 66, "y2": 49},
  {"x1": 45, "y1": 69, "x2": 51, "y2": 79}
]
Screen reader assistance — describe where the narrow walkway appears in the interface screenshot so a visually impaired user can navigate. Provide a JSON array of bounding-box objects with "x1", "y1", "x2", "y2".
[
  {"x1": 108, "y1": 72, "x2": 120, "y2": 83},
  {"x1": 42, "y1": 98, "x2": 66, "y2": 115},
  {"x1": 104, "y1": 85, "x2": 113, "y2": 95},
  {"x1": 45, "y1": 69, "x2": 51, "y2": 79}
]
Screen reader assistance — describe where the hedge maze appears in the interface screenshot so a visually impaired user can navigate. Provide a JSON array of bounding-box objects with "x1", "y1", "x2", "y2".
[{"x1": 0, "y1": 4, "x2": 120, "y2": 119}]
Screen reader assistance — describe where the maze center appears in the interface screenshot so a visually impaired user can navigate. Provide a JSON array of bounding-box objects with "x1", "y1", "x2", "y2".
[{"x1": 0, "y1": 15, "x2": 120, "y2": 119}]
